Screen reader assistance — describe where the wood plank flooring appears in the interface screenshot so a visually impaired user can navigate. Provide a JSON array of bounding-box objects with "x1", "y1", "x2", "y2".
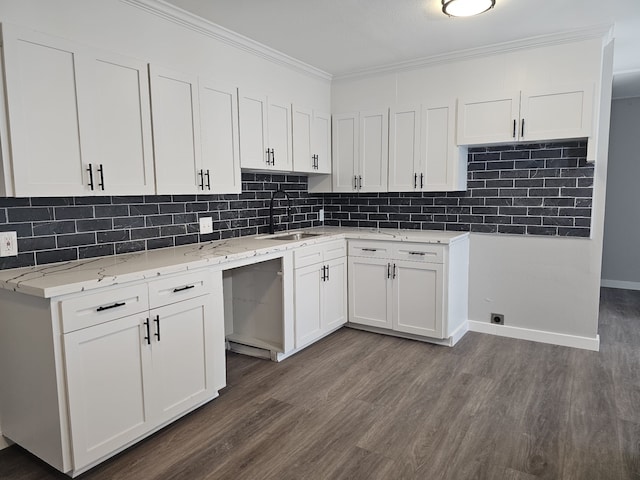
[{"x1": 1, "y1": 287, "x2": 639, "y2": 479}]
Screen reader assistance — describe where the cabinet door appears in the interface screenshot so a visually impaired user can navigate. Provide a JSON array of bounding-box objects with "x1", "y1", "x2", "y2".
[
  {"x1": 149, "y1": 66, "x2": 201, "y2": 194},
  {"x1": 294, "y1": 263, "x2": 323, "y2": 348},
  {"x1": 348, "y1": 256, "x2": 391, "y2": 329},
  {"x1": 63, "y1": 314, "x2": 154, "y2": 470},
  {"x1": 332, "y1": 113, "x2": 359, "y2": 192},
  {"x1": 87, "y1": 51, "x2": 155, "y2": 195},
  {"x1": 312, "y1": 111, "x2": 332, "y2": 174},
  {"x1": 392, "y1": 260, "x2": 444, "y2": 338},
  {"x1": 238, "y1": 90, "x2": 268, "y2": 169},
  {"x1": 150, "y1": 295, "x2": 217, "y2": 423},
  {"x1": 388, "y1": 105, "x2": 420, "y2": 192},
  {"x1": 292, "y1": 105, "x2": 314, "y2": 173},
  {"x1": 267, "y1": 97, "x2": 293, "y2": 171},
  {"x1": 359, "y1": 109, "x2": 389, "y2": 192},
  {"x1": 2, "y1": 25, "x2": 91, "y2": 196},
  {"x1": 199, "y1": 80, "x2": 241, "y2": 193},
  {"x1": 422, "y1": 102, "x2": 461, "y2": 191},
  {"x1": 519, "y1": 86, "x2": 593, "y2": 142},
  {"x1": 323, "y1": 257, "x2": 347, "y2": 331},
  {"x1": 457, "y1": 92, "x2": 520, "y2": 145}
]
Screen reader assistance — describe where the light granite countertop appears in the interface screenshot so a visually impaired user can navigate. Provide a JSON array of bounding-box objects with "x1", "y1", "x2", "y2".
[{"x1": 0, "y1": 227, "x2": 468, "y2": 298}]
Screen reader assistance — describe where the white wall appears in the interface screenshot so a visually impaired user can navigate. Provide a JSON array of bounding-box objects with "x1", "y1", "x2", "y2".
[
  {"x1": 601, "y1": 97, "x2": 640, "y2": 289},
  {"x1": 332, "y1": 36, "x2": 613, "y2": 348}
]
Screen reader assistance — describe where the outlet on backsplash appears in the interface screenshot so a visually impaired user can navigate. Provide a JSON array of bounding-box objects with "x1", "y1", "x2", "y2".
[{"x1": 0, "y1": 232, "x2": 18, "y2": 257}]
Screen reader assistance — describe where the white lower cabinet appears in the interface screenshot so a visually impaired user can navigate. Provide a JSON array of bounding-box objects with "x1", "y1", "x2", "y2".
[
  {"x1": 348, "y1": 239, "x2": 468, "y2": 341},
  {"x1": 63, "y1": 313, "x2": 155, "y2": 470},
  {"x1": 149, "y1": 296, "x2": 217, "y2": 424},
  {"x1": 392, "y1": 260, "x2": 443, "y2": 338},
  {"x1": 293, "y1": 241, "x2": 347, "y2": 349},
  {"x1": 0, "y1": 270, "x2": 224, "y2": 476}
]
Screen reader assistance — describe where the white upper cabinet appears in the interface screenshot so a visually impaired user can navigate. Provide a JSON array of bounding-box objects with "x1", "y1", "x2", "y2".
[
  {"x1": 457, "y1": 86, "x2": 593, "y2": 145},
  {"x1": 150, "y1": 68, "x2": 241, "y2": 194},
  {"x1": 198, "y1": 80, "x2": 241, "y2": 194},
  {"x1": 332, "y1": 113, "x2": 359, "y2": 192},
  {"x1": 360, "y1": 109, "x2": 389, "y2": 192},
  {"x1": 149, "y1": 66, "x2": 202, "y2": 194},
  {"x1": 85, "y1": 51, "x2": 155, "y2": 195},
  {"x1": 332, "y1": 109, "x2": 388, "y2": 193},
  {"x1": 293, "y1": 106, "x2": 331, "y2": 174},
  {"x1": 519, "y1": 86, "x2": 593, "y2": 142},
  {"x1": 1, "y1": 24, "x2": 89, "y2": 197},
  {"x1": 388, "y1": 102, "x2": 465, "y2": 192},
  {"x1": 239, "y1": 91, "x2": 292, "y2": 171},
  {"x1": 1, "y1": 24, "x2": 155, "y2": 197},
  {"x1": 422, "y1": 102, "x2": 465, "y2": 191},
  {"x1": 388, "y1": 105, "x2": 421, "y2": 192}
]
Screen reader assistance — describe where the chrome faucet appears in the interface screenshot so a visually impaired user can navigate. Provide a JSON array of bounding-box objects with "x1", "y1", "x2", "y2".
[{"x1": 269, "y1": 189, "x2": 292, "y2": 234}]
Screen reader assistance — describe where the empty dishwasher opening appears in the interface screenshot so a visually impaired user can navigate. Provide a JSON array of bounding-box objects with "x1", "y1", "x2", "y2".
[{"x1": 223, "y1": 258, "x2": 284, "y2": 360}]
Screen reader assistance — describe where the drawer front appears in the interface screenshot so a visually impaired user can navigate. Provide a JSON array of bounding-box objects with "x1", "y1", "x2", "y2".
[
  {"x1": 393, "y1": 243, "x2": 444, "y2": 264},
  {"x1": 148, "y1": 270, "x2": 212, "y2": 309},
  {"x1": 348, "y1": 240, "x2": 393, "y2": 259},
  {"x1": 323, "y1": 240, "x2": 347, "y2": 262},
  {"x1": 60, "y1": 283, "x2": 149, "y2": 333},
  {"x1": 294, "y1": 244, "x2": 325, "y2": 269}
]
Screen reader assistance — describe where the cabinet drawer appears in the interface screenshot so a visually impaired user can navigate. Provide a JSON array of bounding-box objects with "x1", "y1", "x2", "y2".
[
  {"x1": 60, "y1": 284, "x2": 149, "y2": 333},
  {"x1": 294, "y1": 244, "x2": 324, "y2": 269},
  {"x1": 148, "y1": 270, "x2": 212, "y2": 309},
  {"x1": 393, "y1": 243, "x2": 444, "y2": 264},
  {"x1": 294, "y1": 240, "x2": 347, "y2": 269},
  {"x1": 323, "y1": 240, "x2": 347, "y2": 262},
  {"x1": 348, "y1": 241, "x2": 393, "y2": 259}
]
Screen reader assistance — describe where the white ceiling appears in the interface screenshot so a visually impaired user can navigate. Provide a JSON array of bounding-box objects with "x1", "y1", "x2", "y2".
[{"x1": 165, "y1": 0, "x2": 640, "y2": 95}]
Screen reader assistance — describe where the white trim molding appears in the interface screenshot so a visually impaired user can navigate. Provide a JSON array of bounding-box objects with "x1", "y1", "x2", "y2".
[
  {"x1": 334, "y1": 25, "x2": 613, "y2": 82},
  {"x1": 120, "y1": 0, "x2": 332, "y2": 82},
  {"x1": 468, "y1": 321, "x2": 600, "y2": 351},
  {"x1": 601, "y1": 279, "x2": 640, "y2": 291},
  {"x1": 0, "y1": 433, "x2": 12, "y2": 450}
]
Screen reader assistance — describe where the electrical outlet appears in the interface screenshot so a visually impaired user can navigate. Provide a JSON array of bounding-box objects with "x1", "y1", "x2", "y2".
[
  {"x1": 0, "y1": 231, "x2": 18, "y2": 257},
  {"x1": 319, "y1": 209, "x2": 325, "y2": 222},
  {"x1": 490, "y1": 313, "x2": 504, "y2": 325},
  {"x1": 199, "y1": 217, "x2": 213, "y2": 234}
]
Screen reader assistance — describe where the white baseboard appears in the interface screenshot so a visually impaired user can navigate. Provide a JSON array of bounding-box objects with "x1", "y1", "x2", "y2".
[
  {"x1": 601, "y1": 279, "x2": 640, "y2": 291},
  {"x1": 467, "y1": 321, "x2": 600, "y2": 351},
  {"x1": 0, "y1": 432, "x2": 12, "y2": 450},
  {"x1": 449, "y1": 322, "x2": 469, "y2": 346}
]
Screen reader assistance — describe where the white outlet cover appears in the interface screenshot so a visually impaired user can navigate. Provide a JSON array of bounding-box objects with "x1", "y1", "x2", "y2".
[
  {"x1": 199, "y1": 217, "x2": 213, "y2": 234},
  {"x1": 0, "y1": 231, "x2": 18, "y2": 257}
]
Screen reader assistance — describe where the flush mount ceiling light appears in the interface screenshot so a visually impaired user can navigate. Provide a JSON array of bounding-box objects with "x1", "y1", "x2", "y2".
[{"x1": 442, "y1": 0, "x2": 495, "y2": 17}]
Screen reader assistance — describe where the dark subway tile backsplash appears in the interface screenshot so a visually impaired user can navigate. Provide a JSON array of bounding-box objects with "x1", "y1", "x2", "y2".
[
  {"x1": 0, "y1": 142, "x2": 593, "y2": 270},
  {"x1": 321, "y1": 141, "x2": 593, "y2": 238},
  {"x1": 0, "y1": 173, "x2": 324, "y2": 270}
]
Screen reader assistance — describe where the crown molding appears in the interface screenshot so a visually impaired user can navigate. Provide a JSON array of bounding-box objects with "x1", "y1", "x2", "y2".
[
  {"x1": 333, "y1": 24, "x2": 613, "y2": 82},
  {"x1": 120, "y1": 0, "x2": 332, "y2": 82}
]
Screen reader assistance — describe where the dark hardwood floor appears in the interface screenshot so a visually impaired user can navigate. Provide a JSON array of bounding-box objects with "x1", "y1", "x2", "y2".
[{"x1": 1, "y1": 287, "x2": 639, "y2": 479}]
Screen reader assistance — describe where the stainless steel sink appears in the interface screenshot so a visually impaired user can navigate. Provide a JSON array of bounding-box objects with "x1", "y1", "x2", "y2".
[{"x1": 260, "y1": 232, "x2": 322, "y2": 241}]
